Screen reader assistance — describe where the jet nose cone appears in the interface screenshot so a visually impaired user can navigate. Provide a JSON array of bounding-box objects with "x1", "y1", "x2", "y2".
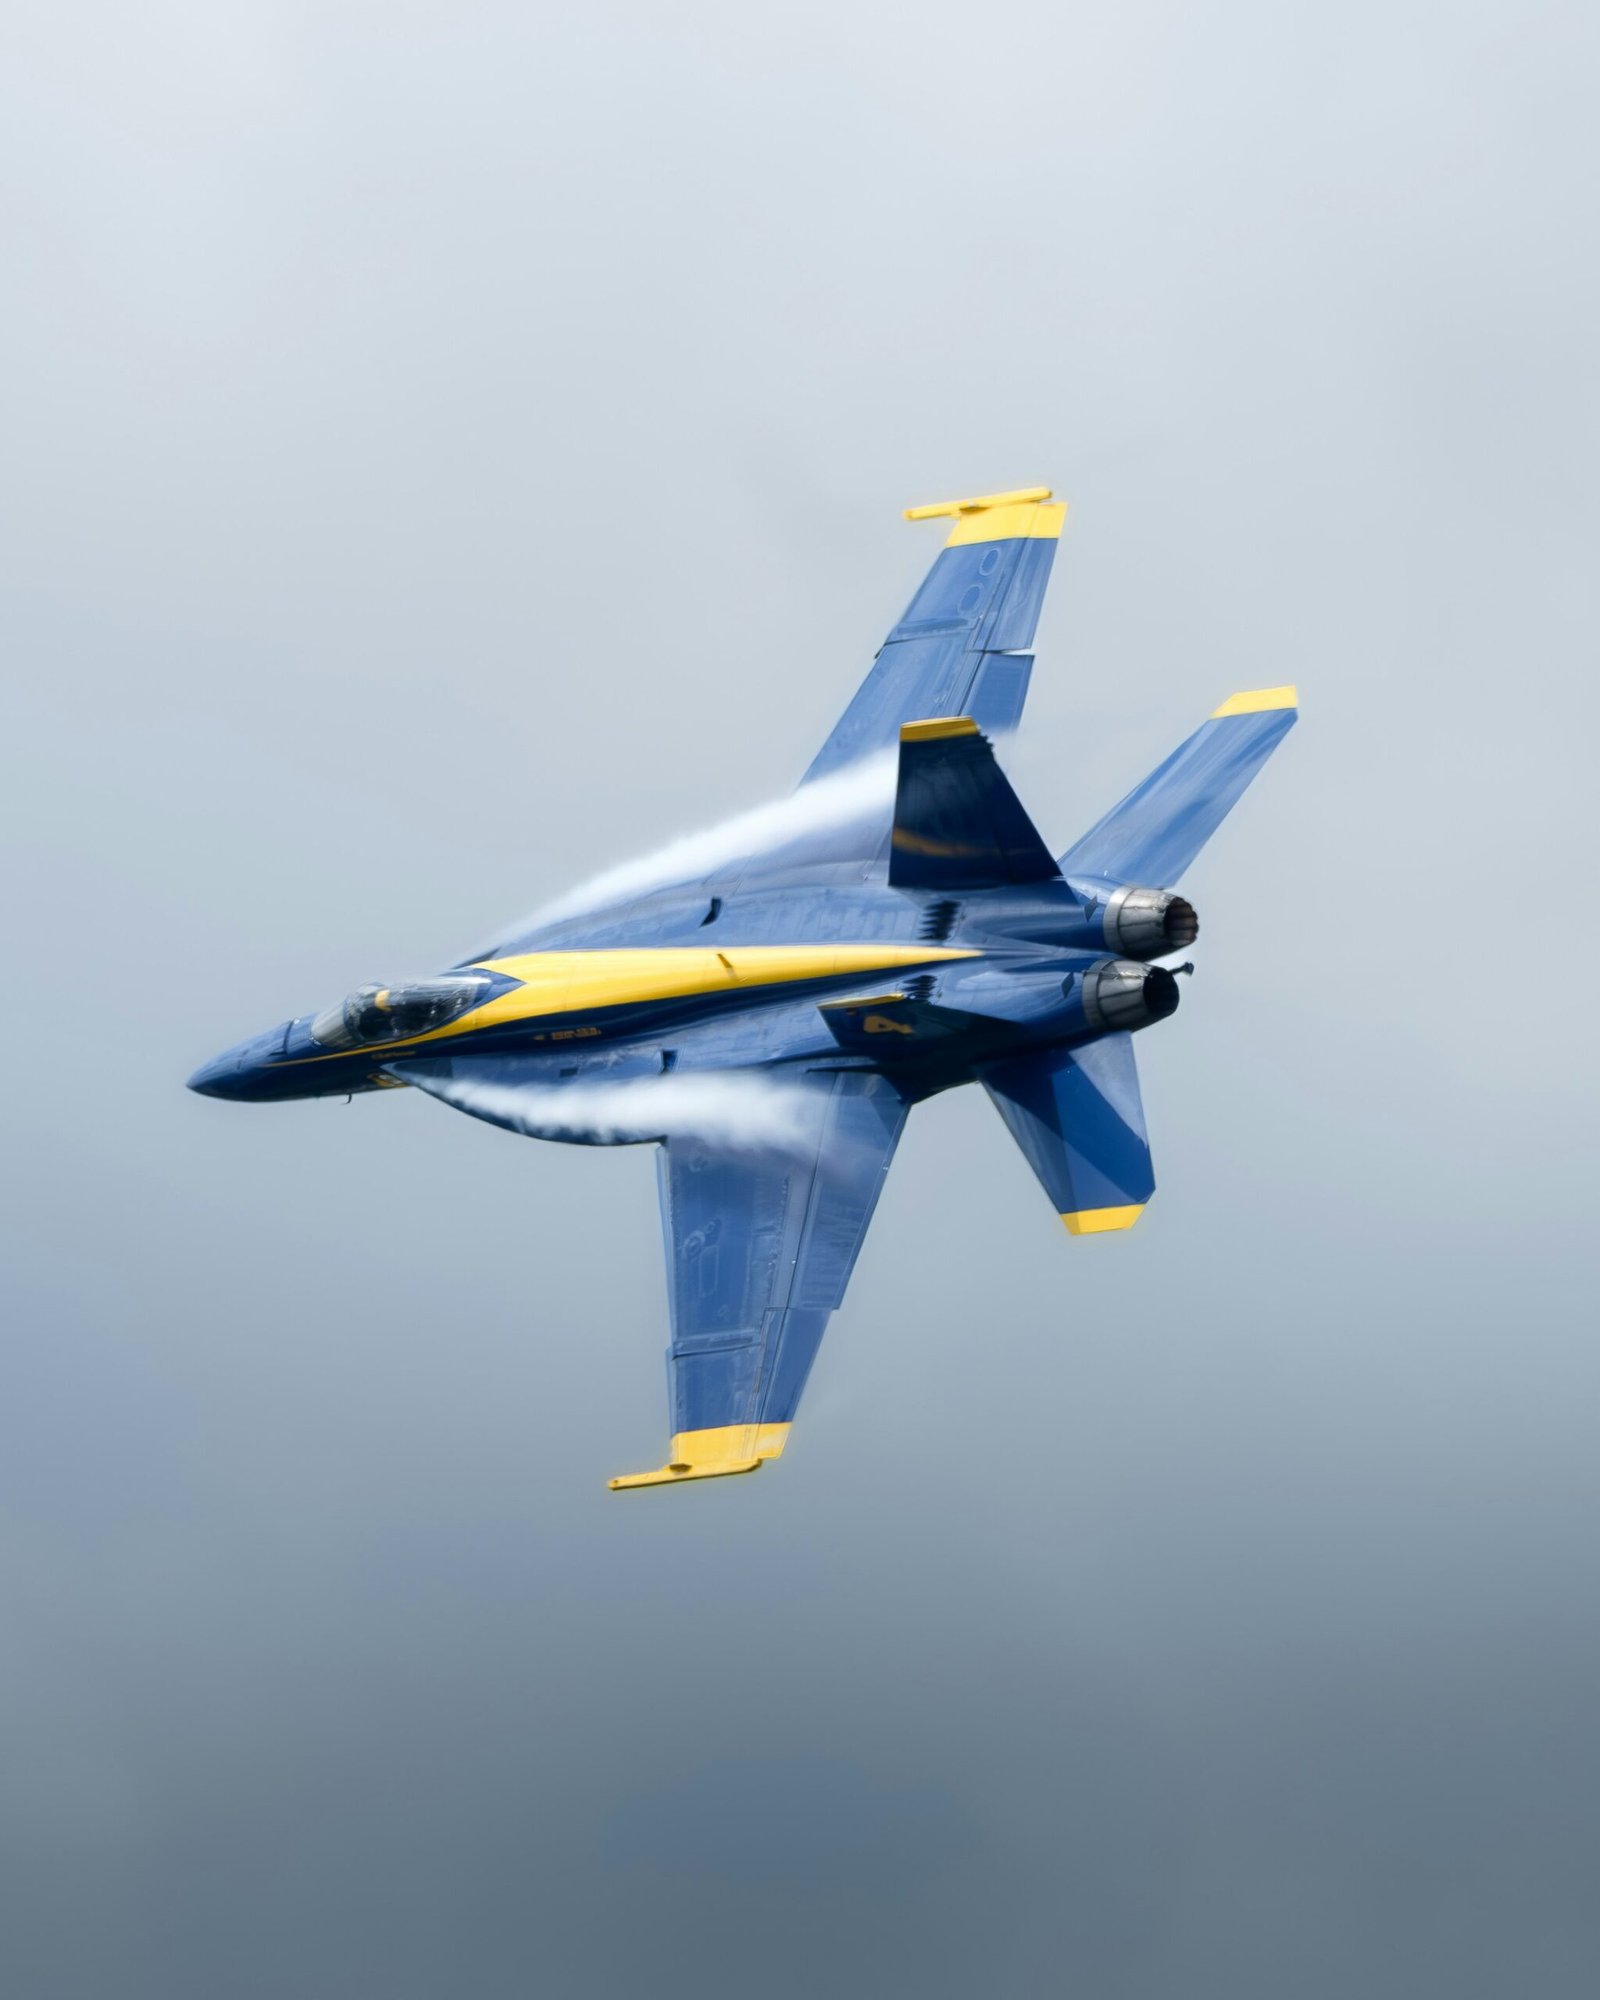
[
  {"x1": 187, "y1": 1051, "x2": 244, "y2": 1097},
  {"x1": 187, "y1": 1027, "x2": 283, "y2": 1099}
]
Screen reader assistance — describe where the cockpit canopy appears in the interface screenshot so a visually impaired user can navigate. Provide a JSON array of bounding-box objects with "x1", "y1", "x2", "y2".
[{"x1": 310, "y1": 975, "x2": 493, "y2": 1051}]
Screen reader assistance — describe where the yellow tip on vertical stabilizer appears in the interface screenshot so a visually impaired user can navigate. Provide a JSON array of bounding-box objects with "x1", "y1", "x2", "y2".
[{"x1": 900, "y1": 716, "x2": 981, "y2": 742}]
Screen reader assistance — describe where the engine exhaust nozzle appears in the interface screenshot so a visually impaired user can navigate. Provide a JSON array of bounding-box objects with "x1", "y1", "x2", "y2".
[
  {"x1": 1103, "y1": 886, "x2": 1200, "y2": 960},
  {"x1": 1082, "y1": 958, "x2": 1182, "y2": 1034}
]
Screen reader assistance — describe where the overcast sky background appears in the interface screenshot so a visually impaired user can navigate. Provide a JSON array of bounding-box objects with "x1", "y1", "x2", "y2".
[{"x1": 3, "y1": 4, "x2": 1598, "y2": 1995}]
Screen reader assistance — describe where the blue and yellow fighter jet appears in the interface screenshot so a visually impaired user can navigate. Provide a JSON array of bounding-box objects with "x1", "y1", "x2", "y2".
[{"x1": 190, "y1": 487, "x2": 1297, "y2": 1489}]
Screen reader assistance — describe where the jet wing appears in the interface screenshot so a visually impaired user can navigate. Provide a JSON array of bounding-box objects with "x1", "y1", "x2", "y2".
[
  {"x1": 801, "y1": 488, "x2": 1066, "y2": 784},
  {"x1": 610, "y1": 1067, "x2": 910, "y2": 1489}
]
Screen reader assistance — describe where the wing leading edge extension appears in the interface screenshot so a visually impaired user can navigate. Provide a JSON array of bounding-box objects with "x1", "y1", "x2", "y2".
[{"x1": 611, "y1": 1067, "x2": 910, "y2": 1489}]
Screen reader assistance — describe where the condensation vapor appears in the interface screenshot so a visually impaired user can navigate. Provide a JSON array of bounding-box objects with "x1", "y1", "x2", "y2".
[
  {"x1": 483, "y1": 749, "x2": 900, "y2": 946},
  {"x1": 408, "y1": 1067, "x2": 823, "y2": 1154}
]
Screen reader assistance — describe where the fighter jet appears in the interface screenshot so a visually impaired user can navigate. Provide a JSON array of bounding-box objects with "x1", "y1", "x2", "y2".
[{"x1": 189, "y1": 487, "x2": 1297, "y2": 1488}]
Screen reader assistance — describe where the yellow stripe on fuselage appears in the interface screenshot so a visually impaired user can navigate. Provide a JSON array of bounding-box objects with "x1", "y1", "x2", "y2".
[
  {"x1": 282, "y1": 945, "x2": 979, "y2": 1066},
  {"x1": 470, "y1": 945, "x2": 977, "y2": 1033}
]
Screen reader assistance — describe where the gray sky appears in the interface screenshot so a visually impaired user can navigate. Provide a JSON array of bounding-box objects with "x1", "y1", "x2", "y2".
[{"x1": 3, "y1": 4, "x2": 1598, "y2": 1995}]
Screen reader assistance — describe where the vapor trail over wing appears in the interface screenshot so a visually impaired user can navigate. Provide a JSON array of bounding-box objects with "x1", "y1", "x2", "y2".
[
  {"x1": 485, "y1": 750, "x2": 900, "y2": 949},
  {"x1": 482, "y1": 491, "x2": 1069, "y2": 940},
  {"x1": 392, "y1": 1054, "x2": 820, "y2": 1152}
]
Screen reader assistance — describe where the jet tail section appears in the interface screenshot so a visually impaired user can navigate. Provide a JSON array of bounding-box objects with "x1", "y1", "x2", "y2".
[
  {"x1": 980, "y1": 1033, "x2": 1153, "y2": 1233},
  {"x1": 889, "y1": 718, "x2": 1061, "y2": 891},
  {"x1": 1060, "y1": 687, "x2": 1298, "y2": 887}
]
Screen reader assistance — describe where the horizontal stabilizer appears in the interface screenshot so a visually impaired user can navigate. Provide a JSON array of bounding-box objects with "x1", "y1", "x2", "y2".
[
  {"x1": 980, "y1": 1033, "x2": 1153, "y2": 1234},
  {"x1": 889, "y1": 718, "x2": 1061, "y2": 891},
  {"x1": 1061, "y1": 687, "x2": 1298, "y2": 887}
]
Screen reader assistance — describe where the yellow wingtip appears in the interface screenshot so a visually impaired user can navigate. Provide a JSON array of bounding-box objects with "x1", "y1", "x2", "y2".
[
  {"x1": 608, "y1": 1423, "x2": 790, "y2": 1491},
  {"x1": 903, "y1": 487, "x2": 1065, "y2": 547},
  {"x1": 904, "y1": 485, "x2": 1053, "y2": 521},
  {"x1": 1211, "y1": 685, "x2": 1298, "y2": 718},
  {"x1": 608, "y1": 1461, "x2": 762, "y2": 1491},
  {"x1": 1061, "y1": 1204, "x2": 1146, "y2": 1235}
]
